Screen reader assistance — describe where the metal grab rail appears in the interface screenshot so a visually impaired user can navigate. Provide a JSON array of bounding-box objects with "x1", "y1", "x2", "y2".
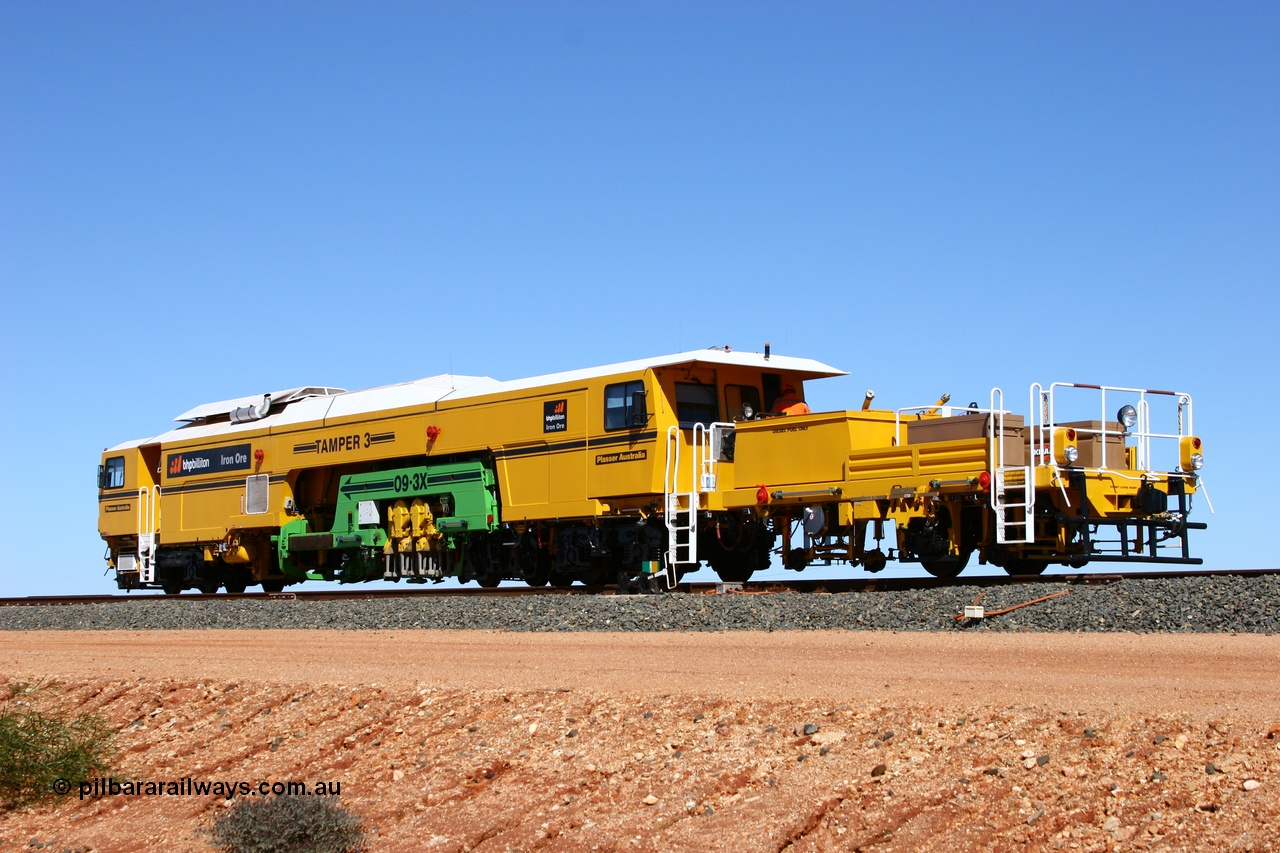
[
  {"x1": 695, "y1": 421, "x2": 736, "y2": 492},
  {"x1": 891, "y1": 404, "x2": 981, "y2": 446},
  {"x1": 663, "y1": 426, "x2": 697, "y2": 585},
  {"x1": 137, "y1": 486, "x2": 160, "y2": 583},
  {"x1": 662, "y1": 422, "x2": 736, "y2": 587},
  {"x1": 1037, "y1": 382, "x2": 1194, "y2": 475},
  {"x1": 987, "y1": 388, "x2": 1033, "y2": 545}
]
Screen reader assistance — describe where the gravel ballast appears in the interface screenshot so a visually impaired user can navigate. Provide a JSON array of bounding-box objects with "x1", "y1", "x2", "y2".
[{"x1": 2, "y1": 575, "x2": 1276, "y2": 633}]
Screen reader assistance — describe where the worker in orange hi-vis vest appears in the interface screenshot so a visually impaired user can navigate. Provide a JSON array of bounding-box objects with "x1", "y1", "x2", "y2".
[{"x1": 772, "y1": 385, "x2": 810, "y2": 415}]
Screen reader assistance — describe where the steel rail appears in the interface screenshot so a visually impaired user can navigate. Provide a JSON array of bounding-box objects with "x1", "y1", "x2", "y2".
[{"x1": 1, "y1": 567, "x2": 1276, "y2": 608}]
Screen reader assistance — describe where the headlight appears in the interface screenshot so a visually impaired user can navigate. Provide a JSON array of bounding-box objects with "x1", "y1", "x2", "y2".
[
  {"x1": 1179, "y1": 436, "x2": 1203, "y2": 471},
  {"x1": 1117, "y1": 405, "x2": 1138, "y2": 430},
  {"x1": 1053, "y1": 427, "x2": 1079, "y2": 466}
]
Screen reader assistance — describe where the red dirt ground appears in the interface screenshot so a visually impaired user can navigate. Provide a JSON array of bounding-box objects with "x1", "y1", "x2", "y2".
[{"x1": 2, "y1": 630, "x2": 1277, "y2": 852}]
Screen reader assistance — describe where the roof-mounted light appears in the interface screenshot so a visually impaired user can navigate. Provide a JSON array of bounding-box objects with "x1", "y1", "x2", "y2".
[{"x1": 1117, "y1": 404, "x2": 1138, "y2": 431}]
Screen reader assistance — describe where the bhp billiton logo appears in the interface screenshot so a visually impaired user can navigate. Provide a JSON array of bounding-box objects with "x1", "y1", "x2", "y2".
[
  {"x1": 544, "y1": 399, "x2": 568, "y2": 432},
  {"x1": 168, "y1": 455, "x2": 183, "y2": 476}
]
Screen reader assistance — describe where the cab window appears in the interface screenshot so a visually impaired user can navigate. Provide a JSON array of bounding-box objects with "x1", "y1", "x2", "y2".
[
  {"x1": 605, "y1": 380, "x2": 646, "y2": 430},
  {"x1": 675, "y1": 382, "x2": 718, "y2": 429},
  {"x1": 100, "y1": 456, "x2": 125, "y2": 490},
  {"x1": 724, "y1": 384, "x2": 762, "y2": 420}
]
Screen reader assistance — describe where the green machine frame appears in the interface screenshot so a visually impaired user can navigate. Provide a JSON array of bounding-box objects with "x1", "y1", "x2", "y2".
[{"x1": 275, "y1": 460, "x2": 500, "y2": 581}]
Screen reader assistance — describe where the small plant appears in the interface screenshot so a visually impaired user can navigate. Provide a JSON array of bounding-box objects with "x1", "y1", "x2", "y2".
[
  {"x1": 0, "y1": 701, "x2": 117, "y2": 808},
  {"x1": 207, "y1": 795, "x2": 365, "y2": 853}
]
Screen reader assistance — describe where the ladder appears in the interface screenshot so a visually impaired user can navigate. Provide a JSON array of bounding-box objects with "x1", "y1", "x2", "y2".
[
  {"x1": 664, "y1": 426, "x2": 697, "y2": 586},
  {"x1": 989, "y1": 389, "x2": 1033, "y2": 544},
  {"x1": 137, "y1": 486, "x2": 160, "y2": 582},
  {"x1": 663, "y1": 423, "x2": 733, "y2": 587}
]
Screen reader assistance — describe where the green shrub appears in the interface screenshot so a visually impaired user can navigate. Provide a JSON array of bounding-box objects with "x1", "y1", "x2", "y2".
[
  {"x1": 207, "y1": 795, "x2": 365, "y2": 853},
  {"x1": 0, "y1": 703, "x2": 117, "y2": 808}
]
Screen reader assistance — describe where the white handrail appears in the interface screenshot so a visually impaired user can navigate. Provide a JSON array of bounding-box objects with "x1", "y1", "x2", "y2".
[
  {"x1": 664, "y1": 425, "x2": 680, "y2": 497},
  {"x1": 989, "y1": 387, "x2": 1034, "y2": 544},
  {"x1": 137, "y1": 486, "x2": 158, "y2": 583},
  {"x1": 1045, "y1": 382, "x2": 1195, "y2": 474}
]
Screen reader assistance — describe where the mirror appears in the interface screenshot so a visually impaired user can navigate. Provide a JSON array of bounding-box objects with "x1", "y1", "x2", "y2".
[{"x1": 630, "y1": 389, "x2": 648, "y2": 427}]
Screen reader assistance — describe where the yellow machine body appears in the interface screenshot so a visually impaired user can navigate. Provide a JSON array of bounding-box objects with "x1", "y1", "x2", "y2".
[{"x1": 97, "y1": 350, "x2": 1207, "y2": 593}]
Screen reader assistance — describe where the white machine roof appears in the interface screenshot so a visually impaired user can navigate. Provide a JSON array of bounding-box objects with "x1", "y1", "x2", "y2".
[
  {"x1": 114, "y1": 349, "x2": 844, "y2": 450},
  {"x1": 174, "y1": 386, "x2": 348, "y2": 422},
  {"x1": 485, "y1": 348, "x2": 845, "y2": 394}
]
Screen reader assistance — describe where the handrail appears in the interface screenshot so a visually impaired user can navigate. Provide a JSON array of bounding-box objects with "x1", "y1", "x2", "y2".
[
  {"x1": 1045, "y1": 383, "x2": 1195, "y2": 475},
  {"x1": 893, "y1": 403, "x2": 1013, "y2": 447}
]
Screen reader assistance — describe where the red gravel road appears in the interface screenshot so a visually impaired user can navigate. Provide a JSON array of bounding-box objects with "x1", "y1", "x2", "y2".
[{"x1": 2, "y1": 630, "x2": 1277, "y2": 851}]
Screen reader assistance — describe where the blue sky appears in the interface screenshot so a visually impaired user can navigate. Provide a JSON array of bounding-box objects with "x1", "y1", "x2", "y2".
[{"x1": 1, "y1": 2, "x2": 1276, "y2": 596}]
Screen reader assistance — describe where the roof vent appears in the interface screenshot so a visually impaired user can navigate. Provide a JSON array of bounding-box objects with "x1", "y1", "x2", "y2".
[
  {"x1": 174, "y1": 386, "x2": 346, "y2": 423},
  {"x1": 230, "y1": 394, "x2": 272, "y2": 423}
]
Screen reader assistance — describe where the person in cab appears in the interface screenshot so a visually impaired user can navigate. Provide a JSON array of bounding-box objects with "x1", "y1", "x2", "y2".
[{"x1": 772, "y1": 384, "x2": 811, "y2": 415}]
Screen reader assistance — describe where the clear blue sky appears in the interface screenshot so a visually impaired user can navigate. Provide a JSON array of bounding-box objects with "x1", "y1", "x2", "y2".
[{"x1": 1, "y1": 2, "x2": 1275, "y2": 596}]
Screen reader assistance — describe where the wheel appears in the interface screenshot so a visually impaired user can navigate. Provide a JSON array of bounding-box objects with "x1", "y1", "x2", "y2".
[
  {"x1": 196, "y1": 581, "x2": 220, "y2": 595},
  {"x1": 707, "y1": 521, "x2": 768, "y2": 583},
  {"x1": 223, "y1": 568, "x2": 251, "y2": 594},
  {"x1": 521, "y1": 551, "x2": 551, "y2": 587},
  {"x1": 710, "y1": 548, "x2": 755, "y2": 583},
  {"x1": 261, "y1": 578, "x2": 286, "y2": 593},
  {"x1": 1002, "y1": 558, "x2": 1048, "y2": 576},
  {"x1": 713, "y1": 564, "x2": 754, "y2": 583},
  {"x1": 161, "y1": 581, "x2": 183, "y2": 596},
  {"x1": 477, "y1": 572, "x2": 501, "y2": 588},
  {"x1": 920, "y1": 550, "x2": 971, "y2": 579},
  {"x1": 577, "y1": 567, "x2": 611, "y2": 587}
]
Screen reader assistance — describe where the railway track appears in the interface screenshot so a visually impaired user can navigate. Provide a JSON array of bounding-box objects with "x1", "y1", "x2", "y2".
[{"x1": 2, "y1": 567, "x2": 1276, "y2": 608}]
